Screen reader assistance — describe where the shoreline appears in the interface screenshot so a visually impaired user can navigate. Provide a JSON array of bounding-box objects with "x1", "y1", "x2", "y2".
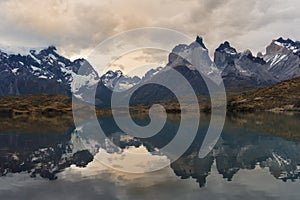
[{"x1": 0, "y1": 93, "x2": 299, "y2": 119}]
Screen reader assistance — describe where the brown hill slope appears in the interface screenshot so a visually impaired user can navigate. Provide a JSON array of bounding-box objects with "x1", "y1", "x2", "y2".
[
  {"x1": 0, "y1": 94, "x2": 72, "y2": 118},
  {"x1": 228, "y1": 77, "x2": 300, "y2": 112}
]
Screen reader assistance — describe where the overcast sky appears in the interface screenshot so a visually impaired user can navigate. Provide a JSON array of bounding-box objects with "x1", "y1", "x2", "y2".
[{"x1": 1, "y1": 0, "x2": 300, "y2": 70}]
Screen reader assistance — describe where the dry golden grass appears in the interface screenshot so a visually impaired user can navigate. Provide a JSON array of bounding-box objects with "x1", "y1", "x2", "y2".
[{"x1": 227, "y1": 77, "x2": 300, "y2": 112}]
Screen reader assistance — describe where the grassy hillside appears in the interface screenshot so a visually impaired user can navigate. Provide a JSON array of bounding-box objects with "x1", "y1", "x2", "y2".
[
  {"x1": 227, "y1": 77, "x2": 300, "y2": 112},
  {"x1": 0, "y1": 94, "x2": 73, "y2": 118}
]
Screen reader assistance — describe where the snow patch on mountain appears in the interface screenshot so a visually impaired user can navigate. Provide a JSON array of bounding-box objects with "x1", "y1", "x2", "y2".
[
  {"x1": 60, "y1": 66, "x2": 99, "y2": 101},
  {"x1": 11, "y1": 68, "x2": 19, "y2": 74},
  {"x1": 269, "y1": 54, "x2": 287, "y2": 68},
  {"x1": 100, "y1": 70, "x2": 141, "y2": 92}
]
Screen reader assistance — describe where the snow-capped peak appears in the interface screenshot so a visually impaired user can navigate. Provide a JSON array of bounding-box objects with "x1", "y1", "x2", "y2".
[
  {"x1": 273, "y1": 37, "x2": 300, "y2": 55},
  {"x1": 100, "y1": 70, "x2": 141, "y2": 91}
]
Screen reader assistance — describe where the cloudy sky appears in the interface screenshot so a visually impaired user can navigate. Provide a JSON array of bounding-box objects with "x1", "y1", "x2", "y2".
[{"x1": 1, "y1": 0, "x2": 300, "y2": 73}]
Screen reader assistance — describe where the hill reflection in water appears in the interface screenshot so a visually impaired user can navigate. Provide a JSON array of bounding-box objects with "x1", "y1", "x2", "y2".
[{"x1": 0, "y1": 112, "x2": 299, "y2": 187}]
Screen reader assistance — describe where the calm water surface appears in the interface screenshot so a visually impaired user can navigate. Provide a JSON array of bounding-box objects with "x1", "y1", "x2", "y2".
[{"x1": 0, "y1": 112, "x2": 299, "y2": 199}]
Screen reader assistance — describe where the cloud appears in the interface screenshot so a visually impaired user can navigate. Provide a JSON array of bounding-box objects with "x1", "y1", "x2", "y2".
[
  {"x1": 0, "y1": 0, "x2": 300, "y2": 60},
  {"x1": 108, "y1": 49, "x2": 168, "y2": 77},
  {"x1": 163, "y1": 0, "x2": 300, "y2": 54},
  {"x1": 0, "y1": 0, "x2": 149, "y2": 57}
]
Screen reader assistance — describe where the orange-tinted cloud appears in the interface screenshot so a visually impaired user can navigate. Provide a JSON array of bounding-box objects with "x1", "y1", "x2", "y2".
[{"x1": 0, "y1": 0, "x2": 300, "y2": 60}]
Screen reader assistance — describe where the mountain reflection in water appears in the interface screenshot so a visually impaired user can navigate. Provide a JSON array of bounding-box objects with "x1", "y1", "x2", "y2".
[{"x1": 0, "y1": 112, "x2": 299, "y2": 188}]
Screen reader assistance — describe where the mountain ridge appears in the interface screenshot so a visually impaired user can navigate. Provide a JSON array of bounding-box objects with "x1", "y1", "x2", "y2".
[{"x1": 1, "y1": 36, "x2": 300, "y2": 107}]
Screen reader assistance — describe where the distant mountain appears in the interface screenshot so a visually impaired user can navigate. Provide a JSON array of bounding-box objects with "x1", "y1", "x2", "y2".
[
  {"x1": 94, "y1": 67, "x2": 164, "y2": 106},
  {"x1": 100, "y1": 70, "x2": 141, "y2": 91},
  {"x1": 124, "y1": 36, "x2": 220, "y2": 105},
  {"x1": 1, "y1": 36, "x2": 300, "y2": 107},
  {"x1": 263, "y1": 37, "x2": 300, "y2": 81},
  {"x1": 214, "y1": 38, "x2": 300, "y2": 91},
  {"x1": 168, "y1": 36, "x2": 221, "y2": 81},
  {"x1": 141, "y1": 66, "x2": 163, "y2": 81},
  {"x1": 0, "y1": 46, "x2": 99, "y2": 100},
  {"x1": 100, "y1": 67, "x2": 164, "y2": 91},
  {"x1": 0, "y1": 46, "x2": 165, "y2": 106},
  {"x1": 123, "y1": 36, "x2": 300, "y2": 105}
]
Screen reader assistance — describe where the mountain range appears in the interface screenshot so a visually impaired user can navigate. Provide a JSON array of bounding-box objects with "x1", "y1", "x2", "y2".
[{"x1": 0, "y1": 37, "x2": 300, "y2": 107}]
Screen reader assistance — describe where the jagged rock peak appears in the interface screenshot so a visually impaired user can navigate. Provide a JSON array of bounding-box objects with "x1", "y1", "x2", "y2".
[
  {"x1": 257, "y1": 52, "x2": 263, "y2": 58},
  {"x1": 216, "y1": 41, "x2": 237, "y2": 55},
  {"x1": 40, "y1": 45, "x2": 57, "y2": 53},
  {"x1": 195, "y1": 35, "x2": 207, "y2": 49},
  {"x1": 216, "y1": 41, "x2": 231, "y2": 50},
  {"x1": 46, "y1": 45, "x2": 57, "y2": 51},
  {"x1": 241, "y1": 49, "x2": 253, "y2": 57},
  {"x1": 101, "y1": 70, "x2": 123, "y2": 78},
  {"x1": 241, "y1": 49, "x2": 266, "y2": 65},
  {"x1": 275, "y1": 37, "x2": 295, "y2": 45},
  {"x1": 272, "y1": 37, "x2": 300, "y2": 55}
]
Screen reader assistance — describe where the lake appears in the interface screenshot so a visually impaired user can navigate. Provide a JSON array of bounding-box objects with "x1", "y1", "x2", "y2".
[{"x1": 0, "y1": 112, "x2": 299, "y2": 199}]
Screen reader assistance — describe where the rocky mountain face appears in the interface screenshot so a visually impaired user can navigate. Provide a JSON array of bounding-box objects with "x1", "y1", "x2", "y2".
[
  {"x1": 0, "y1": 46, "x2": 99, "y2": 99},
  {"x1": 1, "y1": 37, "x2": 300, "y2": 106},
  {"x1": 0, "y1": 46, "x2": 163, "y2": 106},
  {"x1": 126, "y1": 36, "x2": 300, "y2": 105},
  {"x1": 214, "y1": 38, "x2": 300, "y2": 90},
  {"x1": 264, "y1": 37, "x2": 300, "y2": 81},
  {"x1": 124, "y1": 37, "x2": 220, "y2": 104},
  {"x1": 95, "y1": 67, "x2": 164, "y2": 106},
  {"x1": 214, "y1": 41, "x2": 240, "y2": 69}
]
